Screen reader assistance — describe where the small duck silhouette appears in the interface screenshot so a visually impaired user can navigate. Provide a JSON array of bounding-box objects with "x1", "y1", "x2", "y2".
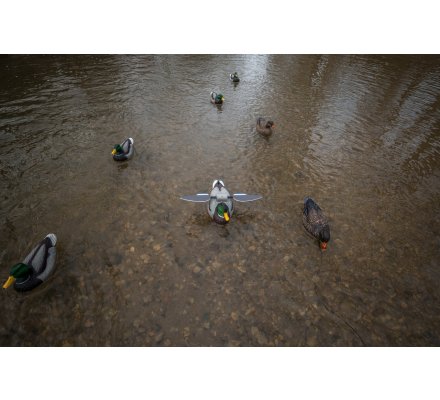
[
  {"x1": 230, "y1": 72, "x2": 240, "y2": 83},
  {"x1": 256, "y1": 117, "x2": 275, "y2": 136},
  {"x1": 112, "y1": 138, "x2": 134, "y2": 161},
  {"x1": 302, "y1": 197, "x2": 330, "y2": 250},
  {"x1": 210, "y1": 92, "x2": 225, "y2": 105}
]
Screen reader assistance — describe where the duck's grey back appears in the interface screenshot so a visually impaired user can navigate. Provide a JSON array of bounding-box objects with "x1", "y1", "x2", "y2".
[{"x1": 23, "y1": 236, "x2": 57, "y2": 279}]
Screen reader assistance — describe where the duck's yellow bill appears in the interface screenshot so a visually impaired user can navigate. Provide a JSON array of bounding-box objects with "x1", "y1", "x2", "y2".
[
  {"x1": 112, "y1": 149, "x2": 117, "y2": 155},
  {"x1": 224, "y1": 212, "x2": 230, "y2": 222},
  {"x1": 3, "y1": 276, "x2": 15, "y2": 289}
]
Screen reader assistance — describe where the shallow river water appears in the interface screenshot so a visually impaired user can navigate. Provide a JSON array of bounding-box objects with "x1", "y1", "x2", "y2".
[{"x1": 1, "y1": 55, "x2": 439, "y2": 346}]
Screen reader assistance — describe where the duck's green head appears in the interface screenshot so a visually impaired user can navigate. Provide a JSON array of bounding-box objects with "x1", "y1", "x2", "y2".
[
  {"x1": 112, "y1": 144, "x2": 123, "y2": 155},
  {"x1": 216, "y1": 203, "x2": 230, "y2": 222},
  {"x1": 3, "y1": 263, "x2": 31, "y2": 289},
  {"x1": 216, "y1": 94, "x2": 224, "y2": 103}
]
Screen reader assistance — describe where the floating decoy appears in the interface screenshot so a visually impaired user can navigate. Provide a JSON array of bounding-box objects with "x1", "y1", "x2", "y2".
[
  {"x1": 229, "y1": 72, "x2": 240, "y2": 83},
  {"x1": 3, "y1": 234, "x2": 57, "y2": 292},
  {"x1": 180, "y1": 179, "x2": 262, "y2": 224},
  {"x1": 112, "y1": 138, "x2": 134, "y2": 161},
  {"x1": 302, "y1": 197, "x2": 330, "y2": 250},
  {"x1": 210, "y1": 92, "x2": 225, "y2": 105},
  {"x1": 256, "y1": 117, "x2": 275, "y2": 136}
]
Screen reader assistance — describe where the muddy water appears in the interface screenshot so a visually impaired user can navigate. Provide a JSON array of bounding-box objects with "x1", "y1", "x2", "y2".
[{"x1": 0, "y1": 55, "x2": 439, "y2": 346}]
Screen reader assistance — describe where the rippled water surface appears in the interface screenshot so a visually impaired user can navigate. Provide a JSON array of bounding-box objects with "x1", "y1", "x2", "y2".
[{"x1": 1, "y1": 55, "x2": 440, "y2": 346}]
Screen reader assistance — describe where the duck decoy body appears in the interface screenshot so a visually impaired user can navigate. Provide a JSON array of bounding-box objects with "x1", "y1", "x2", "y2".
[
  {"x1": 302, "y1": 197, "x2": 330, "y2": 250},
  {"x1": 180, "y1": 179, "x2": 262, "y2": 224},
  {"x1": 3, "y1": 233, "x2": 57, "y2": 292},
  {"x1": 230, "y1": 72, "x2": 240, "y2": 82},
  {"x1": 112, "y1": 138, "x2": 134, "y2": 161},
  {"x1": 210, "y1": 92, "x2": 225, "y2": 105},
  {"x1": 256, "y1": 117, "x2": 275, "y2": 136}
]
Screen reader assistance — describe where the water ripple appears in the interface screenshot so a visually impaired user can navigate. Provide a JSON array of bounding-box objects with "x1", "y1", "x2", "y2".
[{"x1": 1, "y1": 55, "x2": 440, "y2": 346}]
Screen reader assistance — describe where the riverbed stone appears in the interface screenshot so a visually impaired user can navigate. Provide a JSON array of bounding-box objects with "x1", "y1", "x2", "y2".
[
  {"x1": 183, "y1": 327, "x2": 190, "y2": 339},
  {"x1": 251, "y1": 326, "x2": 268, "y2": 345},
  {"x1": 154, "y1": 332, "x2": 164, "y2": 344},
  {"x1": 84, "y1": 320, "x2": 95, "y2": 328}
]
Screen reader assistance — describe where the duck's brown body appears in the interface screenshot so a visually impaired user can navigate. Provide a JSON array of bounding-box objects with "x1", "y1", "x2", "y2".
[
  {"x1": 256, "y1": 117, "x2": 275, "y2": 136},
  {"x1": 303, "y1": 197, "x2": 330, "y2": 249}
]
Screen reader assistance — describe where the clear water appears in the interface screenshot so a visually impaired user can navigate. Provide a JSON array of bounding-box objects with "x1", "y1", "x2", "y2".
[{"x1": 1, "y1": 55, "x2": 439, "y2": 345}]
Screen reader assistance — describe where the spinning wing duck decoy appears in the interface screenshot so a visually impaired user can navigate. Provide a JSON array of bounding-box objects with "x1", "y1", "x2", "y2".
[{"x1": 181, "y1": 179, "x2": 262, "y2": 224}]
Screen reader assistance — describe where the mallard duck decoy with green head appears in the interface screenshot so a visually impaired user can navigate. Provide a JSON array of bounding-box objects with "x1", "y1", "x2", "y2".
[
  {"x1": 3, "y1": 233, "x2": 57, "y2": 292},
  {"x1": 210, "y1": 92, "x2": 225, "y2": 105},
  {"x1": 256, "y1": 117, "x2": 275, "y2": 136},
  {"x1": 180, "y1": 179, "x2": 262, "y2": 225},
  {"x1": 230, "y1": 72, "x2": 240, "y2": 82},
  {"x1": 303, "y1": 197, "x2": 330, "y2": 250},
  {"x1": 112, "y1": 138, "x2": 134, "y2": 161}
]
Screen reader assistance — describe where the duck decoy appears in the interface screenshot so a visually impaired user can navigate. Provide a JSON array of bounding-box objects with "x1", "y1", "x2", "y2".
[
  {"x1": 229, "y1": 72, "x2": 240, "y2": 83},
  {"x1": 256, "y1": 117, "x2": 275, "y2": 136},
  {"x1": 210, "y1": 92, "x2": 225, "y2": 105},
  {"x1": 112, "y1": 138, "x2": 134, "y2": 161},
  {"x1": 180, "y1": 179, "x2": 262, "y2": 224},
  {"x1": 3, "y1": 233, "x2": 57, "y2": 292},
  {"x1": 302, "y1": 197, "x2": 330, "y2": 250}
]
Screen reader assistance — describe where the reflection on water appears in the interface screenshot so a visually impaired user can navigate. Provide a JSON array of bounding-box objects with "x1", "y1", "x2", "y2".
[{"x1": 0, "y1": 55, "x2": 439, "y2": 346}]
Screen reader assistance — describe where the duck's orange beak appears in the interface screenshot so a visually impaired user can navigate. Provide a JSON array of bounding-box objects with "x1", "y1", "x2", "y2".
[
  {"x1": 112, "y1": 149, "x2": 117, "y2": 155},
  {"x1": 224, "y1": 212, "x2": 230, "y2": 222},
  {"x1": 320, "y1": 242, "x2": 327, "y2": 250},
  {"x1": 3, "y1": 276, "x2": 15, "y2": 289}
]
